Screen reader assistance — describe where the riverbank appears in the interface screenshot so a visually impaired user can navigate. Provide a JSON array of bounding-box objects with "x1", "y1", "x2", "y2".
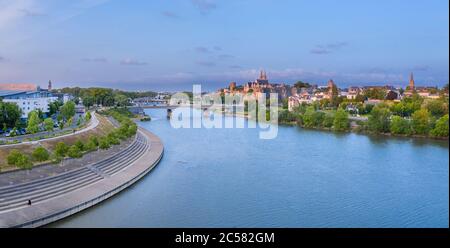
[
  {"x1": 0, "y1": 127, "x2": 164, "y2": 228},
  {"x1": 217, "y1": 109, "x2": 449, "y2": 141}
]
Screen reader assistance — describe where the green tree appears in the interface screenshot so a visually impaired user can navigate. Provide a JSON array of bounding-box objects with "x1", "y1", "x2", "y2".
[
  {"x1": 323, "y1": 113, "x2": 335, "y2": 128},
  {"x1": 60, "y1": 101, "x2": 76, "y2": 121},
  {"x1": 390, "y1": 116, "x2": 411, "y2": 135},
  {"x1": 7, "y1": 149, "x2": 22, "y2": 165},
  {"x1": 114, "y1": 94, "x2": 130, "y2": 107},
  {"x1": 67, "y1": 145, "x2": 82, "y2": 158},
  {"x1": 364, "y1": 88, "x2": 386, "y2": 100},
  {"x1": 74, "y1": 139, "x2": 85, "y2": 151},
  {"x1": 333, "y1": 109, "x2": 350, "y2": 131},
  {"x1": 55, "y1": 142, "x2": 69, "y2": 157},
  {"x1": 0, "y1": 102, "x2": 22, "y2": 128},
  {"x1": 82, "y1": 95, "x2": 95, "y2": 108},
  {"x1": 85, "y1": 139, "x2": 98, "y2": 151},
  {"x1": 294, "y1": 81, "x2": 311, "y2": 89},
  {"x1": 89, "y1": 136, "x2": 99, "y2": 146},
  {"x1": 7, "y1": 150, "x2": 32, "y2": 169},
  {"x1": 99, "y1": 137, "x2": 111, "y2": 149},
  {"x1": 424, "y1": 99, "x2": 448, "y2": 117},
  {"x1": 302, "y1": 106, "x2": 316, "y2": 127},
  {"x1": 85, "y1": 111, "x2": 92, "y2": 121},
  {"x1": 44, "y1": 118, "x2": 54, "y2": 133},
  {"x1": 32, "y1": 147, "x2": 50, "y2": 162},
  {"x1": 368, "y1": 105, "x2": 391, "y2": 133},
  {"x1": 27, "y1": 110, "x2": 41, "y2": 134},
  {"x1": 411, "y1": 109, "x2": 432, "y2": 135},
  {"x1": 48, "y1": 101, "x2": 61, "y2": 116},
  {"x1": 431, "y1": 114, "x2": 449, "y2": 137}
]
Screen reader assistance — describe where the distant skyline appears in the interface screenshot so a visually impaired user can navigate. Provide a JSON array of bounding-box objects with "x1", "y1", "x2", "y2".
[{"x1": 0, "y1": 0, "x2": 448, "y2": 91}]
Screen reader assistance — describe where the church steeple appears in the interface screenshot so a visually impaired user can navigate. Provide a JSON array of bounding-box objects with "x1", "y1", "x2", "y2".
[
  {"x1": 48, "y1": 80, "x2": 52, "y2": 91},
  {"x1": 409, "y1": 72, "x2": 415, "y2": 90}
]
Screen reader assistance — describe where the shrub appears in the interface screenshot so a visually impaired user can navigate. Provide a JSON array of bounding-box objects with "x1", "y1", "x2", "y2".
[
  {"x1": 67, "y1": 145, "x2": 83, "y2": 158},
  {"x1": 411, "y1": 109, "x2": 432, "y2": 135},
  {"x1": 323, "y1": 113, "x2": 335, "y2": 128},
  {"x1": 89, "y1": 136, "x2": 99, "y2": 146},
  {"x1": 368, "y1": 105, "x2": 391, "y2": 133},
  {"x1": 85, "y1": 139, "x2": 98, "y2": 151},
  {"x1": 390, "y1": 116, "x2": 412, "y2": 135},
  {"x1": 7, "y1": 149, "x2": 22, "y2": 165},
  {"x1": 74, "y1": 139, "x2": 85, "y2": 151},
  {"x1": 99, "y1": 137, "x2": 111, "y2": 149},
  {"x1": 107, "y1": 135, "x2": 120, "y2": 145},
  {"x1": 127, "y1": 124, "x2": 138, "y2": 137},
  {"x1": 86, "y1": 111, "x2": 92, "y2": 121},
  {"x1": 431, "y1": 114, "x2": 449, "y2": 137},
  {"x1": 55, "y1": 142, "x2": 69, "y2": 157},
  {"x1": 7, "y1": 150, "x2": 32, "y2": 169},
  {"x1": 333, "y1": 109, "x2": 350, "y2": 132},
  {"x1": 32, "y1": 147, "x2": 50, "y2": 162}
]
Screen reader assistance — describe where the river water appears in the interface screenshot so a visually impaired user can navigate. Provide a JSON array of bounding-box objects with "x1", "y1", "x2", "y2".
[{"x1": 51, "y1": 108, "x2": 449, "y2": 227}]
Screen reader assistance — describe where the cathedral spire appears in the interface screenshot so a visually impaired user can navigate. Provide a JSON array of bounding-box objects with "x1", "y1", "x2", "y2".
[{"x1": 409, "y1": 72, "x2": 415, "y2": 90}]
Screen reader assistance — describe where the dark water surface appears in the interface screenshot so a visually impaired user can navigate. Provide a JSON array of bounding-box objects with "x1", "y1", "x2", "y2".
[{"x1": 51, "y1": 109, "x2": 449, "y2": 227}]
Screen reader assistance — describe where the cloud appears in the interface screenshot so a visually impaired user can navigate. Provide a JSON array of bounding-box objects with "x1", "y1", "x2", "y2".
[
  {"x1": 161, "y1": 11, "x2": 180, "y2": 19},
  {"x1": 412, "y1": 65, "x2": 430, "y2": 71},
  {"x1": 213, "y1": 46, "x2": 222, "y2": 51},
  {"x1": 19, "y1": 8, "x2": 47, "y2": 17},
  {"x1": 82, "y1": 57, "x2": 107, "y2": 63},
  {"x1": 194, "y1": 46, "x2": 211, "y2": 54},
  {"x1": 196, "y1": 61, "x2": 216, "y2": 67},
  {"x1": 0, "y1": 0, "x2": 34, "y2": 30},
  {"x1": 310, "y1": 42, "x2": 348, "y2": 55},
  {"x1": 229, "y1": 65, "x2": 243, "y2": 69},
  {"x1": 218, "y1": 54, "x2": 234, "y2": 59},
  {"x1": 120, "y1": 58, "x2": 147, "y2": 66},
  {"x1": 191, "y1": 0, "x2": 217, "y2": 14}
]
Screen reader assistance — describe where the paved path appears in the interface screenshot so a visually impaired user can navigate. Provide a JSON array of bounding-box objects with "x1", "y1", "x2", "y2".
[
  {"x1": 0, "y1": 111, "x2": 99, "y2": 148},
  {"x1": 0, "y1": 127, "x2": 163, "y2": 228}
]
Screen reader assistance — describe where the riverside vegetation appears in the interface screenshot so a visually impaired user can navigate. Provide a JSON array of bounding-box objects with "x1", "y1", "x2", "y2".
[
  {"x1": 278, "y1": 92, "x2": 449, "y2": 139},
  {"x1": 2, "y1": 108, "x2": 138, "y2": 171}
]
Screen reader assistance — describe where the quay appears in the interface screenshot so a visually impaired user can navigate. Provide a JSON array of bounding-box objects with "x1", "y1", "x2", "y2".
[{"x1": 0, "y1": 128, "x2": 163, "y2": 228}]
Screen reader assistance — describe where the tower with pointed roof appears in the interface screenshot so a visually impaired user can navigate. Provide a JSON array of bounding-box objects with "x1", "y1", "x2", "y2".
[
  {"x1": 409, "y1": 73, "x2": 415, "y2": 90},
  {"x1": 48, "y1": 80, "x2": 52, "y2": 91}
]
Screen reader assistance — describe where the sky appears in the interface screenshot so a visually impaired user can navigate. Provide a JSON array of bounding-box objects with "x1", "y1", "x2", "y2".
[{"x1": 0, "y1": 0, "x2": 448, "y2": 91}]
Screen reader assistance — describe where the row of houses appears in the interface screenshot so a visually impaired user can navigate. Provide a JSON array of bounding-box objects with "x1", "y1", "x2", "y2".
[{"x1": 288, "y1": 73, "x2": 443, "y2": 111}]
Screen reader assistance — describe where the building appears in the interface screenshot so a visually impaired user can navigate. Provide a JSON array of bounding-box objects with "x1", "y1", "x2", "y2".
[
  {"x1": 409, "y1": 72, "x2": 415, "y2": 90},
  {"x1": 0, "y1": 83, "x2": 58, "y2": 119}
]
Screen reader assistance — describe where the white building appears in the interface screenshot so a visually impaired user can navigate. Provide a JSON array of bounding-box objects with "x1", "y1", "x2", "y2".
[{"x1": 1, "y1": 90, "x2": 58, "y2": 118}]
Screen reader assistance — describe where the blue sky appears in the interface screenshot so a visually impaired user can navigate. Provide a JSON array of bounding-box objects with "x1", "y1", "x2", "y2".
[{"x1": 0, "y1": 0, "x2": 448, "y2": 91}]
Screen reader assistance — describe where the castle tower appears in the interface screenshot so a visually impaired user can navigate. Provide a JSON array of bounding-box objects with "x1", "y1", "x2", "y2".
[
  {"x1": 409, "y1": 73, "x2": 415, "y2": 90},
  {"x1": 48, "y1": 80, "x2": 52, "y2": 91}
]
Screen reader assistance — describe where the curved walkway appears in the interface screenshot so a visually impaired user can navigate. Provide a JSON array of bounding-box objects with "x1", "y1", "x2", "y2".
[
  {"x1": 0, "y1": 127, "x2": 163, "y2": 228},
  {"x1": 0, "y1": 111, "x2": 99, "y2": 148}
]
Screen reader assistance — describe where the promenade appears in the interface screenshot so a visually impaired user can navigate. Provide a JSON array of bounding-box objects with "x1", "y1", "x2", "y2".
[{"x1": 0, "y1": 127, "x2": 163, "y2": 228}]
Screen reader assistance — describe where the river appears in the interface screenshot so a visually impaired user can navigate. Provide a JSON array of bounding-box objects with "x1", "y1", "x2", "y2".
[{"x1": 50, "y1": 108, "x2": 449, "y2": 227}]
